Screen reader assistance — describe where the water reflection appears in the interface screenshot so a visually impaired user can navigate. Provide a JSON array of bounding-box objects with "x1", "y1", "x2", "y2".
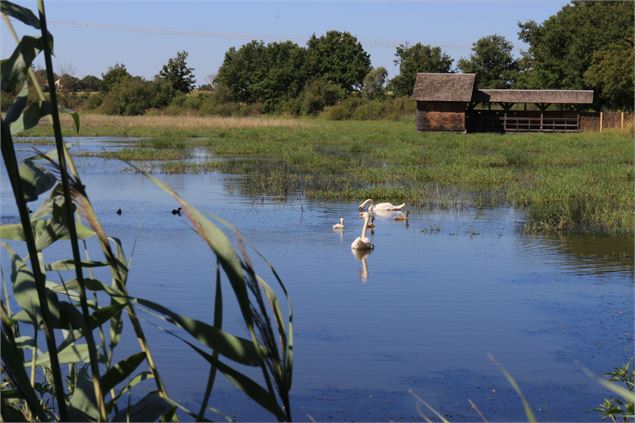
[
  {"x1": 517, "y1": 233, "x2": 634, "y2": 275},
  {"x1": 352, "y1": 248, "x2": 372, "y2": 282}
]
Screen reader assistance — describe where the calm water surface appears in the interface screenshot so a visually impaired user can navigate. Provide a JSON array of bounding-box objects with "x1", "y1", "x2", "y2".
[{"x1": 2, "y1": 138, "x2": 633, "y2": 421}]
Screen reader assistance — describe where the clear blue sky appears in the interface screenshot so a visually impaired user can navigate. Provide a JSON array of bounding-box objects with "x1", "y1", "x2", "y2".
[{"x1": 2, "y1": 0, "x2": 570, "y2": 85}]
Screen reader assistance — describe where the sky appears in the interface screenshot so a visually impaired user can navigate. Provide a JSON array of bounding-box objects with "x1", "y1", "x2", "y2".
[{"x1": 2, "y1": 0, "x2": 570, "y2": 85}]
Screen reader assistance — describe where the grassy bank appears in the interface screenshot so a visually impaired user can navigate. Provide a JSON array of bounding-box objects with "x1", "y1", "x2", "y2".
[{"x1": 26, "y1": 115, "x2": 634, "y2": 236}]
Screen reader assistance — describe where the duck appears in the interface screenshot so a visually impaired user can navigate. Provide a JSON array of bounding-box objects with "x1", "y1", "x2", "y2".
[
  {"x1": 332, "y1": 217, "x2": 344, "y2": 230},
  {"x1": 351, "y1": 212, "x2": 374, "y2": 251},
  {"x1": 358, "y1": 199, "x2": 406, "y2": 212},
  {"x1": 116, "y1": 208, "x2": 122, "y2": 215},
  {"x1": 171, "y1": 207, "x2": 182, "y2": 216},
  {"x1": 394, "y1": 211, "x2": 409, "y2": 221}
]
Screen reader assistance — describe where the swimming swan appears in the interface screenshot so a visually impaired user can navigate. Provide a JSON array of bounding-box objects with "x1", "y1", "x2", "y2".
[
  {"x1": 351, "y1": 212, "x2": 374, "y2": 250},
  {"x1": 333, "y1": 217, "x2": 344, "y2": 230},
  {"x1": 394, "y1": 211, "x2": 409, "y2": 221},
  {"x1": 358, "y1": 199, "x2": 406, "y2": 212}
]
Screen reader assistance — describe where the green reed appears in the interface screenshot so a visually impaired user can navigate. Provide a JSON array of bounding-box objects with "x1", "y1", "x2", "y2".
[{"x1": 1, "y1": 2, "x2": 293, "y2": 421}]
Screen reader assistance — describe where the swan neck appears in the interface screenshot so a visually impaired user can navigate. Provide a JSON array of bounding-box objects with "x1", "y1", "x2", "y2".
[{"x1": 361, "y1": 214, "x2": 370, "y2": 238}]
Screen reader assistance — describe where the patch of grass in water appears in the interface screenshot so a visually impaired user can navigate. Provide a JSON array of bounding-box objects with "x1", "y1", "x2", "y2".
[{"x1": 66, "y1": 119, "x2": 634, "y2": 236}]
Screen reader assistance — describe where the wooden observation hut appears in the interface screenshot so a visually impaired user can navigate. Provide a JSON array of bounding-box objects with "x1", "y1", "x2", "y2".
[{"x1": 412, "y1": 73, "x2": 594, "y2": 132}]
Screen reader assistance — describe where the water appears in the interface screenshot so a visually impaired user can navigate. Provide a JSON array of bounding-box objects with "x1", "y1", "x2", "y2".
[{"x1": 2, "y1": 138, "x2": 633, "y2": 421}]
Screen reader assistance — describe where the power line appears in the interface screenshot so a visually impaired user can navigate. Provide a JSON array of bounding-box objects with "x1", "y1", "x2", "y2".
[{"x1": 48, "y1": 18, "x2": 471, "y2": 50}]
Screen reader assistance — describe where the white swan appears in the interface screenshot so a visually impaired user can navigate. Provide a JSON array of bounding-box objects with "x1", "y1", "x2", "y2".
[
  {"x1": 358, "y1": 198, "x2": 406, "y2": 212},
  {"x1": 394, "y1": 211, "x2": 409, "y2": 221},
  {"x1": 332, "y1": 217, "x2": 344, "y2": 230},
  {"x1": 351, "y1": 212, "x2": 374, "y2": 251}
]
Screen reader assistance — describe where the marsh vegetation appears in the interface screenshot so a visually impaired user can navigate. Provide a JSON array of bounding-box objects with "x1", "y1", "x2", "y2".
[{"x1": 42, "y1": 117, "x2": 634, "y2": 237}]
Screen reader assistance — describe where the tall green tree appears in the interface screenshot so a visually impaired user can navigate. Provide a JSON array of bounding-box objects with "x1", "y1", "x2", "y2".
[
  {"x1": 584, "y1": 40, "x2": 634, "y2": 111},
  {"x1": 362, "y1": 67, "x2": 388, "y2": 99},
  {"x1": 305, "y1": 31, "x2": 371, "y2": 92},
  {"x1": 157, "y1": 51, "x2": 196, "y2": 93},
  {"x1": 216, "y1": 40, "x2": 307, "y2": 110},
  {"x1": 457, "y1": 35, "x2": 518, "y2": 88},
  {"x1": 517, "y1": 0, "x2": 634, "y2": 108},
  {"x1": 101, "y1": 63, "x2": 131, "y2": 92},
  {"x1": 389, "y1": 43, "x2": 453, "y2": 96}
]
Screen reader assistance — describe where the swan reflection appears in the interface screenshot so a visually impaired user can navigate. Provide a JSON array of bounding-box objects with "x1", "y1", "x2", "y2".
[{"x1": 352, "y1": 248, "x2": 372, "y2": 282}]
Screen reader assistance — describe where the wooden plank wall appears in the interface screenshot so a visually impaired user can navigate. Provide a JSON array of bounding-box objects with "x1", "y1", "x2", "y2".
[{"x1": 416, "y1": 101, "x2": 467, "y2": 131}]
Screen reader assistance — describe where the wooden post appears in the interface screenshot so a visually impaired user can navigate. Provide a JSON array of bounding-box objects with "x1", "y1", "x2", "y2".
[
  {"x1": 537, "y1": 103, "x2": 547, "y2": 131},
  {"x1": 621, "y1": 112, "x2": 625, "y2": 129},
  {"x1": 599, "y1": 111, "x2": 603, "y2": 132},
  {"x1": 502, "y1": 103, "x2": 512, "y2": 131}
]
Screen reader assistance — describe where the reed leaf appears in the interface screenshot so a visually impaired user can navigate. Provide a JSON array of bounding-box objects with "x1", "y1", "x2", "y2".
[
  {"x1": 582, "y1": 366, "x2": 635, "y2": 404},
  {"x1": 488, "y1": 354, "x2": 537, "y2": 423},
  {"x1": 15, "y1": 158, "x2": 56, "y2": 203},
  {"x1": 68, "y1": 366, "x2": 100, "y2": 420},
  {"x1": 136, "y1": 297, "x2": 260, "y2": 366},
  {"x1": 0, "y1": 1, "x2": 41, "y2": 29},
  {"x1": 1, "y1": 395, "x2": 29, "y2": 422},
  {"x1": 5, "y1": 243, "x2": 61, "y2": 326},
  {"x1": 10, "y1": 100, "x2": 52, "y2": 136},
  {"x1": 112, "y1": 391, "x2": 174, "y2": 422},
  {"x1": 138, "y1": 168, "x2": 292, "y2": 420},
  {"x1": 4, "y1": 81, "x2": 28, "y2": 124},
  {"x1": 30, "y1": 343, "x2": 92, "y2": 367},
  {"x1": 197, "y1": 260, "x2": 222, "y2": 421},
  {"x1": 106, "y1": 371, "x2": 154, "y2": 412},
  {"x1": 99, "y1": 352, "x2": 146, "y2": 394},
  {"x1": 1, "y1": 314, "x2": 49, "y2": 421},
  {"x1": 154, "y1": 322, "x2": 286, "y2": 421},
  {"x1": 0, "y1": 217, "x2": 96, "y2": 250},
  {"x1": 0, "y1": 35, "x2": 46, "y2": 91}
]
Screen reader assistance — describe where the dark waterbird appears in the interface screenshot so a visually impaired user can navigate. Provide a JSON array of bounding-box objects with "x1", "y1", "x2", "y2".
[
  {"x1": 116, "y1": 208, "x2": 122, "y2": 215},
  {"x1": 171, "y1": 207, "x2": 182, "y2": 216}
]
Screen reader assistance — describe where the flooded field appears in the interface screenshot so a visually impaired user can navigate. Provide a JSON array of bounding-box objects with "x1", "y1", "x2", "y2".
[{"x1": 2, "y1": 138, "x2": 633, "y2": 421}]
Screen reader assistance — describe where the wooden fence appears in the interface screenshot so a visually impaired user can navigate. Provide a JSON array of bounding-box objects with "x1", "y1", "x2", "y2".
[
  {"x1": 467, "y1": 110, "x2": 633, "y2": 133},
  {"x1": 580, "y1": 112, "x2": 634, "y2": 132},
  {"x1": 467, "y1": 111, "x2": 581, "y2": 132}
]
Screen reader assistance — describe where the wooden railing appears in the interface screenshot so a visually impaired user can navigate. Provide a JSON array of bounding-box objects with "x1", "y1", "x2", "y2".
[{"x1": 467, "y1": 112, "x2": 580, "y2": 132}]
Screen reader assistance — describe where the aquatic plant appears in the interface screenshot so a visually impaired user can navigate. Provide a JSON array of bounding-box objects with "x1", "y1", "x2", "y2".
[
  {"x1": 594, "y1": 359, "x2": 635, "y2": 423},
  {"x1": 1, "y1": 1, "x2": 292, "y2": 421}
]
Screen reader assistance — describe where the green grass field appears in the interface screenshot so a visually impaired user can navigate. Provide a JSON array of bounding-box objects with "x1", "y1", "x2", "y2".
[{"x1": 26, "y1": 116, "x2": 634, "y2": 236}]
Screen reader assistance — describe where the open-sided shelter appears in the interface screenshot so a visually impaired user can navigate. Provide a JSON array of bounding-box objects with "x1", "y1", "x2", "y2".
[{"x1": 412, "y1": 73, "x2": 594, "y2": 132}]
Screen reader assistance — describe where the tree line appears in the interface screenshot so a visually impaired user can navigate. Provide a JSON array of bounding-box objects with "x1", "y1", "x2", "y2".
[{"x1": 5, "y1": 1, "x2": 631, "y2": 117}]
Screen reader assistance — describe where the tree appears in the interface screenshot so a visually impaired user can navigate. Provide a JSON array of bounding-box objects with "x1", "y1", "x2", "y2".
[
  {"x1": 100, "y1": 77, "x2": 175, "y2": 115},
  {"x1": 389, "y1": 43, "x2": 453, "y2": 96},
  {"x1": 362, "y1": 67, "x2": 388, "y2": 99},
  {"x1": 80, "y1": 75, "x2": 103, "y2": 92},
  {"x1": 297, "y1": 80, "x2": 345, "y2": 115},
  {"x1": 584, "y1": 40, "x2": 634, "y2": 110},
  {"x1": 516, "y1": 0, "x2": 634, "y2": 107},
  {"x1": 157, "y1": 51, "x2": 196, "y2": 93},
  {"x1": 305, "y1": 31, "x2": 371, "y2": 92},
  {"x1": 101, "y1": 63, "x2": 131, "y2": 92},
  {"x1": 457, "y1": 35, "x2": 518, "y2": 88},
  {"x1": 216, "y1": 40, "x2": 307, "y2": 110},
  {"x1": 56, "y1": 74, "x2": 82, "y2": 92}
]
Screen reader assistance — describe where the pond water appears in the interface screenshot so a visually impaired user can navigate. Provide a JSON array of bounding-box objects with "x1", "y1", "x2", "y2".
[{"x1": 2, "y1": 137, "x2": 633, "y2": 421}]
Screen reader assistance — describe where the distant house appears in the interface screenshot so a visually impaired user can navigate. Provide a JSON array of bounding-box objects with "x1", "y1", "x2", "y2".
[{"x1": 411, "y1": 73, "x2": 593, "y2": 132}]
